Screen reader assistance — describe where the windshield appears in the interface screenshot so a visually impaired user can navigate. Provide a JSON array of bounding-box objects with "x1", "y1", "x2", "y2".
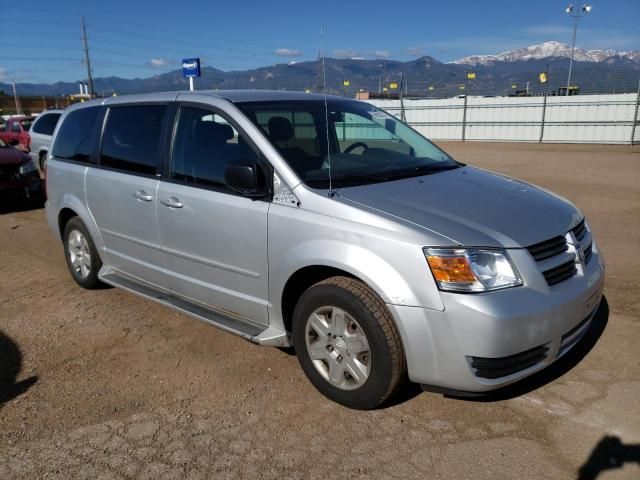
[{"x1": 236, "y1": 99, "x2": 460, "y2": 188}]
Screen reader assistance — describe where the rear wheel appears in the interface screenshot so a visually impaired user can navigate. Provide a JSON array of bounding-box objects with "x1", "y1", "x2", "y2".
[
  {"x1": 38, "y1": 151, "x2": 47, "y2": 172},
  {"x1": 292, "y1": 276, "x2": 406, "y2": 409},
  {"x1": 63, "y1": 217, "x2": 103, "y2": 289}
]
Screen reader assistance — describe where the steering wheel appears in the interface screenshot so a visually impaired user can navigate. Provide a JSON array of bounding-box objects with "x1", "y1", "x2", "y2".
[{"x1": 343, "y1": 142, "x2": 369, "y2": 154}]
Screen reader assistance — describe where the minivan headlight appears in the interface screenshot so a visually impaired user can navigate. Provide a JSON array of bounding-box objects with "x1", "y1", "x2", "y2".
[
  {"x1": 424, "y1": 248, "x2": 523, "y2": 293},
  {"x1": 19, "y1": 160, "x2": 37, "y2": 175}
]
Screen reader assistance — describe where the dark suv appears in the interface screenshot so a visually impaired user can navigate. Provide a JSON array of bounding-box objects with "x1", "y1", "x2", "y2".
[{"x1": 0, "y1": 138, "x2": 42, "y2": 204}]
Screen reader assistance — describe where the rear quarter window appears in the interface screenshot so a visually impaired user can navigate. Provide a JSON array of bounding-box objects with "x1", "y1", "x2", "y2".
[
  {"x1": 52, "y1": 107, "x2": 100, "y2": 163},
  {"x1": 32, "y1": 113, "x2": 61, "y2": 136}
]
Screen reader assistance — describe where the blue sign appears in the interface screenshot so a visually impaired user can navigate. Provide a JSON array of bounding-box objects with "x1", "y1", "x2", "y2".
[{"x1": 182, "y1": 58, "x2": 201, "y2": 78}]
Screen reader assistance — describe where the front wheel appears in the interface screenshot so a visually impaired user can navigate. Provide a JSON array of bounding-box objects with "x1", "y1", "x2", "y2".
[{"x1": 292, "y1": 276, "x2": 406, "y2": 409}]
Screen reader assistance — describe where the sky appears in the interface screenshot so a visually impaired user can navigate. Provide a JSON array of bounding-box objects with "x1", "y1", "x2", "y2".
[{"x1": 1, "y1": 0, "x2": 639, "y2": 84}]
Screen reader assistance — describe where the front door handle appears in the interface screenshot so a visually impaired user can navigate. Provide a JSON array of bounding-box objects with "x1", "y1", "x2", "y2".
[
  {"x1": 160, "y1": 196, "x2": 184, "y2": 209},
  {"x1": 133, "y1": 190, "x2": 153, "y2": 202}
]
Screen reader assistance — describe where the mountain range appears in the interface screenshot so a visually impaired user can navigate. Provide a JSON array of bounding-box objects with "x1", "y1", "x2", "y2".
[
  {"x1": 452, "y1": 41, "x2": 640, "y2": 65},
  {"x1": 2, "y1": 42, "x2": 638, "y2": 98}
]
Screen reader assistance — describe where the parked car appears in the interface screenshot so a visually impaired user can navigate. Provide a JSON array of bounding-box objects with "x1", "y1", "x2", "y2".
[
  {"x1": 0, "y1": 137, "x2": 42, "y2": 203},
  {"x1": 29, "y1": 109, "x2": 63, "y2": 172},
  {"x1": 0, "y1": 116, "x2": 35, "y2": 152},
  {"x1": 45, "y1": 91, "x2": 605, "y2": 409}
]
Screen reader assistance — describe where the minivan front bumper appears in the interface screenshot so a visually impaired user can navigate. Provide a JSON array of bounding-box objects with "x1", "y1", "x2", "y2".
[{"x1": 388, "y1": 247, "x2": 605, "y2": 392}]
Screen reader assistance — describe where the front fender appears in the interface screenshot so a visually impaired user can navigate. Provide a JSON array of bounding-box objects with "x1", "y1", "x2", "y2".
[{"x1": 284, "y1": 239, "x2": 418, "y2": 302}]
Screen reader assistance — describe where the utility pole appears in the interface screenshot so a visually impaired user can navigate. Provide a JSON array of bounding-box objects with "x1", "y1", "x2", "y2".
[
  {"x1": 539, "y1": 64, "x2": 550, "y2": 143},
  {"x1": 565, "y1": 4, "x2": 591, "y2": 96},
  {"x1": 81, "y1": 15, "x2": 95, "y2": 98},
  {"x1": 399, "y1": 73, "x2": 406, "y2": 122},
  {"x1": 11, "y1": 80, "x2": 22, "y2": 115},
  {"x1": 461, "y1": 71, "x2": 470, "y2": 141}
]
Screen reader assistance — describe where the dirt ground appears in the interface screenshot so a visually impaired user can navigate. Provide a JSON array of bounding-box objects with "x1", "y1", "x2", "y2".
[{"x1": 1, "y1": 142, "x2": 639, "y2": 479}]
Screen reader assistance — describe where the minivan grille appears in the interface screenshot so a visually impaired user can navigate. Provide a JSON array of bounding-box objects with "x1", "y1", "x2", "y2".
[
  {"x1": 583, "y1": 242, "x2": 593, "y2": 265},
  {"x1": 542, "y1": 259, "x2": 578, "y2": 286},
  {"x1": 571, "y1": 219, "x2": 587, "y2": 242},
  {"x1": 526, "y1": 236, "x2": 568, "y2": 261},
  {"x1": 470, "y1": 345, "x2": 548, "y2": 379},
  {"x1": 526, "y1": 218, "x2": 592, "y2": 287}
]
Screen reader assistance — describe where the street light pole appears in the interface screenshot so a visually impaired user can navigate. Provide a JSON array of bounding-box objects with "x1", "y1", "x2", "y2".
[{"x1": 565, "y1": 4, "x2": 591, "y2": 96}]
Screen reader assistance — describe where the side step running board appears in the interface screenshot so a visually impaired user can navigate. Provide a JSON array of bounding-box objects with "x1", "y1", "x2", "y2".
[{"x1": 99, "y1": 269, "x2": 289, "y2": 347}]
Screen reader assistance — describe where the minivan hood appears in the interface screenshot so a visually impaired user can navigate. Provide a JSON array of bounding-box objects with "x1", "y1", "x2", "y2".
[{"x1": 336, "y1": 166, "x2": 581, "y2": 248}]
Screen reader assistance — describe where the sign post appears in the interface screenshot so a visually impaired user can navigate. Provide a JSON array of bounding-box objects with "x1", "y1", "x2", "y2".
[{"x1": 181, "y1": 58, "x2": 201, "y2": 91}]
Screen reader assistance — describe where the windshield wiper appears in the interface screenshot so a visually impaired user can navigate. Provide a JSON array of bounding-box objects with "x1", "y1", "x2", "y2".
[
  {"x1": 331, "y1": 172, "x2": 392, "y2": 183},
  {"x1": 383, "y1": 163, "x2": 461, "y2": 180},
  {"x1": 306, "y1": 171, "x2": 390, "y2": 184}
]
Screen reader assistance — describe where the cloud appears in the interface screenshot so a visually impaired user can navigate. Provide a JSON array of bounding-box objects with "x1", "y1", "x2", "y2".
[
  {"x1": 406, "y1": 46, "x2": 426, "y2": 57},
  {"x1": 274, "y1": 48, "x2": 303, "y2": 57},
  {"x1": 149, "y1": 58, "x2": 170, "y2": 68},
  {"x1": 333, "y1": 49, "x2": 358, "y2": 59},
  {"x1": 0, "y1": 67, "x2": 6, "y2": 81},
  {"x1": 373, "y1": 50, "x2": 391, "y2": 59}
]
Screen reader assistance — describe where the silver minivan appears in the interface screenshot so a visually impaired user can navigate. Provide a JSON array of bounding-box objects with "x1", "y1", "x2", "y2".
[{"x1": 45, "y1": 91, "x2": 605, "y2": 409}]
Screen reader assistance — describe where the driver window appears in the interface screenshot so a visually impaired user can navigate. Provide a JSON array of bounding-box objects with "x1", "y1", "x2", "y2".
[
  {"x1": 335, "y1": 111, "x2": 412, "y2": 156},
  {"x1": 171, "y1": 107, "x2": 260, "y2": 189}
]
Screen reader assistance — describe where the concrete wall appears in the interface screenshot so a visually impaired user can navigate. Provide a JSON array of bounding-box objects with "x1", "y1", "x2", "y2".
[{"x1": 366, "y1": 93, "x2": 640, "y2": 144}]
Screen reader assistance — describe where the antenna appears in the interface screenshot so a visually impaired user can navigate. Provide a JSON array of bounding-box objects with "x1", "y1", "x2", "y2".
[
  {"x1": 320, "y1": 25, "x2": 335, "y2": 197},
  {"x1": 81, "y1": 15, "x2": 95, "y2": 98}
]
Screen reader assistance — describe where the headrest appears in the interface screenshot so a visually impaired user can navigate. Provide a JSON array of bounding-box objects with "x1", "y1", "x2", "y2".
[
  {"x1": 194, "y1": 121, "x2": 234, "y2": 145},
  {"x1": 268, "y1": 116, "x2": 294, "y2": 142}
]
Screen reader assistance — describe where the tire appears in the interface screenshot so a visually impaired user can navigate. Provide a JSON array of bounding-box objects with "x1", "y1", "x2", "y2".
[
  {"x1": 63, "y1": 217, "x2": 103, "y2": 289},
  {"x1": 38, "y1": 151, "x2": 47, "y2": 172},
  {"x1": 292, "y1": 276, "x2": 406, "y2": 409}
]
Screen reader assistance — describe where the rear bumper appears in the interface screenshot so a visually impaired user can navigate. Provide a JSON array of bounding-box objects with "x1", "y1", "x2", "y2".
[{"x1": 389, "y1": 246, "x2": 605, "y2": 392}]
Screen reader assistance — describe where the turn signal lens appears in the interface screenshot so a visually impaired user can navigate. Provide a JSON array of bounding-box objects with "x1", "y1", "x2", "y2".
[
  {"x1": 426, "y1": 254, "x2": 476, "y2": 283},
  {"x1": 424, "y1": 248, "x2": 523, "y2": 293}
]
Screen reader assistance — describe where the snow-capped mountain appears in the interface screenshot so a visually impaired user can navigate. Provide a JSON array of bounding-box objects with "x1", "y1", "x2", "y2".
[{"x1": 452, "y1": 41, "x2": 640, "y2": 65}]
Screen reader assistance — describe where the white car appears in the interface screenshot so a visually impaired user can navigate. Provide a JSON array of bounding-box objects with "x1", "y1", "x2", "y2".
[{"x1": 29, "y1": 109, "x2": 63, "y2": 172}]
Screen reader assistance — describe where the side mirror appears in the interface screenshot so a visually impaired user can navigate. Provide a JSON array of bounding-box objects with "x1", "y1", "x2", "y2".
[{"x1": 224, "y1": 159, "x2": 264, "y2": 197}]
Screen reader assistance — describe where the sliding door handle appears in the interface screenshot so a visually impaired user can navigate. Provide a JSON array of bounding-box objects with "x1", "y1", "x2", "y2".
[
  {"x1": 133, "y1": 190, "x2": 153, "y2": 202},
  {"x1": 160, "y1": 196, "x2": 184, "y2": 209}
]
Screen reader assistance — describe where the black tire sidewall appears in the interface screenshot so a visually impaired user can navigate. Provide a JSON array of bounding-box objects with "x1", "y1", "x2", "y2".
[
  {"x1": 39, "y1": 152, "x2": 47, "y2": 172},
  {"x1": 63, "y1": 217, "x2": 102, "y2": 289},
  {"x1": 292, "y1": 283, "x2": 396, "y2": 410}
]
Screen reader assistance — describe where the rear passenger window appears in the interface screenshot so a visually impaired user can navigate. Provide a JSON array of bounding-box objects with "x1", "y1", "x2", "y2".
[
  {"x1": 52, "y1": 107, "x2": 100, "y2": 163},
  {"x1": 33, "y1": 113, "x2": 61, "y2": 135},
  {"x1": 101, "y1": 105, "x2": 167, "y2": 175},
  {"x1": 171, "y1": 106, "x2": 260, "y2": 188}
]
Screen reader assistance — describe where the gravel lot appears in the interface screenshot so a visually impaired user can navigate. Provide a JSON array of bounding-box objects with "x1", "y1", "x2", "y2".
[{"x1": 1, "y1": 142, "x2": 639, "y2": 479}]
